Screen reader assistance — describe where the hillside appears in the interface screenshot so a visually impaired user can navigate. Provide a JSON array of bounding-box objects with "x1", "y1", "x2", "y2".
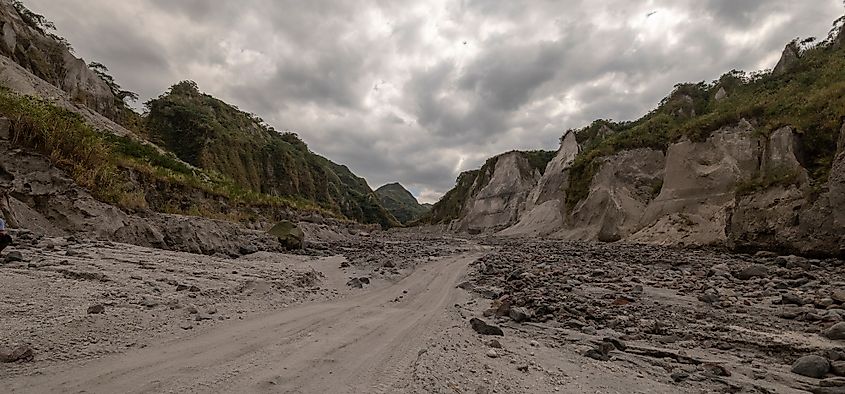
[
  {"x1": 145, "y1": 81, "x2": 398, "y2": 228},
  {"x1": 374, "y1": 183, "x2": 429, "y2": 224},
  {"x1": 426, "y1": 21, "x2": 845, "y2": 256},
  {"x1": 420, "y1": 150, "x2": 555, "y2": 232},
  {"x1": 0, "y1": 1, "x2": 397, "y2": 231}
]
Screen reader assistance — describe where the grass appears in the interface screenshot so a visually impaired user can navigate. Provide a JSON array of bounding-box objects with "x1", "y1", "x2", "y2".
[
  {"x1": 564, "y1": 40, "x2": 845, "y2": 211},
  {"x1": 735, "y1": 166, "x2": 801, "y2": 196},
  {"x1": 0, "y1": 88, "x2": 337, "y2": 222}
]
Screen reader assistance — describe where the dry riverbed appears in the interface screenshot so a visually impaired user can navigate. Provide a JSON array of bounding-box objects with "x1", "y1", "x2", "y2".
[{"x1": 2, "y1": 231, "x2": 844, "y2": 393}]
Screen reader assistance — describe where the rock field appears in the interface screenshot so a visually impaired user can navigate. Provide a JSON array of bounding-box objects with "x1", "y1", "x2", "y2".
[{"x1": 2, "y1": 230, "x2": 845, "y2": 393}]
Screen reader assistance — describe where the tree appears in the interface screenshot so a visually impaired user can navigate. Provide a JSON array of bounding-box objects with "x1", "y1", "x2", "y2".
[
  {"x1": 12, "y1": 1, "x2": 54, "y2": 34},
  {"x1": 12, "y1": 1, "x2": 73, "y2": 53},
  {"x1": 88, "y1": 62, "x2": 139, "y2": 105}
]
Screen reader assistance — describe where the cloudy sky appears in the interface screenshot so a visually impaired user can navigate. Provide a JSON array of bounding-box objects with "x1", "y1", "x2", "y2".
[{"x1": 26, "y1": 0, "x2": 843, "y2": 202}]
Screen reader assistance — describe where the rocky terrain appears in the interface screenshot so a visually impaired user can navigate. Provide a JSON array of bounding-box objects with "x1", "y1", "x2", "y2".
[
  {"x1": 4, "y1": 231, "x2": 845, "y2": 393},
  {"x1": 1, "y1": 2, "x2": 845, "y2": 393},
  {"x1": 458, "y1": 238, "x2": 845, "y2": 393},
  {"x1": 424, "y1": 27, "x2": 845, "y2": 258}
]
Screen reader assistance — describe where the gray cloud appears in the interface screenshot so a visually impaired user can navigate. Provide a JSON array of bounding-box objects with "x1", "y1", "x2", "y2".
[{"x1": 23, "y1": 0, "x2": 844, "y2": 202}]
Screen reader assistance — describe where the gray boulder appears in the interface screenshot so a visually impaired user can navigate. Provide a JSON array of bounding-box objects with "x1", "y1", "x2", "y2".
[{"x1": 792, "y1": 355, "x2": 830, "y2": 378}]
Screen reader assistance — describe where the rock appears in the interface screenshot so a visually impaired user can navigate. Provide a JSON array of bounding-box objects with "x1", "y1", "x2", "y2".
[
  {"x1": 0, "y1": 345, "x2": 34, "y2": 363},
  {"x1": 782, "y1": 292, "x2": 808, "y2": 306},
  {"x1": 698, "y1": 294, "x2": 720, "y2": 304},
  {"x1": 821, "y1": 377, "x2": 845, "y2": 387},
  {"x1": 239, "y1": 244, "x2": 258, "y2": 255},
  {"x1": 383, "y1": 261, "x2": 395, "y2": 268},
  {"x1": 734, "y1": 264, "x2": 769, "y2": 280},
  {"x1": 179, "y1": 322, "x2": 193, "y2": 330},
  {"x1": 792, "y1": 355, "x2": 830, "y2": 378},
  {"x1": 811, "y1": 388, "x2": 845, "y2": 394},
  {"x1": 832, "y1": 361, "x2": 845, "y2": 377},
  {"x1": 509, "y1": 307, "x2": 530, "y2": 323},
  {"x1": 4, "y1": 251, "x2": 23, "y2": 263},
  {"x1": 340, "y1": 261, "x2": 349, "y2": 268},
  {"x1": 469, "y1": 318, "x2": 504, "y2": 336},
  {"x1": 195, "y1": 312, "x2": 213, "y2": 321},
  {"x1": 701, "y1": 363, "x2": 731, "y2": 377},
  {"x1": 671, "y1": 370, "x2": 689, "y2": 382},
  {"x1": 485, "y1": 349, "x2": 499, "y2": 358},
  {"x1": 602, "y1": 337, "x2": 627, "y2": 351},
  {"x1": 826, "y1": 322, "x2": 845, "y2": 340},
  {"x1": 833, "y1": 291, "x2": 845, "y2": 304},
  {"x1": 86, "y1": 304, "x2": 105, "y2": 314},
  {"x1": 140, "y1": 298, "x2": 159, "y2": 308},
  {"x1": 714, "y1": 87, "x2": 728, "y2": 101},
  {"x1": 346, "y1": 278, "x2": 363, "y2": 288},
  {"x1": 268, "y1": 220, "x2": 305, "y2": 250},
  {"x1": 486, "y1": 339, "x2": 502, "y2": 349},
  {"x1": 358, "y1": 277, "x2": 370, "y2": 285}
]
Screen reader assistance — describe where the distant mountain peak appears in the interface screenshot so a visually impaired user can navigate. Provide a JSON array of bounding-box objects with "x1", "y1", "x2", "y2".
[{"x1": 375, "y1": 182, "x2": 429, "y2": 224}]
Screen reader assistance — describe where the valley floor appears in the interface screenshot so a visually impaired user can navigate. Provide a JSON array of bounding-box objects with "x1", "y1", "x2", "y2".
[{"x1": 1, "y1": 231, "x2": 844, "y2": 393}]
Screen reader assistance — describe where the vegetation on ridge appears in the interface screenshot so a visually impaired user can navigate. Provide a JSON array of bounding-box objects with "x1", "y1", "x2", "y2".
[
  {"x1": 565, "y1": 28, "x2": 845, "y2": 211},
  {"x1": 375, "y1": 183, "x2": 430, "y2": 224},
  {"x1": 145, "y1": 81, "x2": 398, "y2": 228},
  {"x1": 0, "y1": 88, "x2": 335, "y2": 221}
]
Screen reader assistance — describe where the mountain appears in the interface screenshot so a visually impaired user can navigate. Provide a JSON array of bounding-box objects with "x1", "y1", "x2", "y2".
[
  {"x1": 426, "y1": 25, "x2": 845, "y2": 256},
  {"x1": 0, "y1": 1, "x2": 398, "y2": 232},
  {"x1": 420, "y1": 150, "x2": 556, "y2": 233},
  {"x1": 374, "y1": 183, "x2": 430, "y2": 224},
  {"x1": 145, "y1": 81, "x2": 398, "y2": 228}
]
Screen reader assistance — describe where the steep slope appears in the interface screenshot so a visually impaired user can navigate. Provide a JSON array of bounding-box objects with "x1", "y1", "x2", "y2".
[
  {"x1": 430, "y1": 24, "x2": 845, "y2": 256},
  {"x1": 375, "y1": 183, "x2": 429, "y2": 224},
  {"x1": 420, "y1": 150, "x2": 555, "y2": 232},
  {"x1": 0, "y1": 2, "x2": 398, "y2": 232},
  {"x1": 0, "y1": 0, "x2": 123, "y2": 121},
  {"x1": 145, "y1": 81, "x2": 398, "y2": 228}
]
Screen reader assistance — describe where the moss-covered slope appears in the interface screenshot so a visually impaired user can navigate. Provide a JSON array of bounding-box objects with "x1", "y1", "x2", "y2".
[
  {"x1": 375, "y1": 183, "x2": 429, "y2": 224},
  {"x1": 145, "y1": 81, "x2": 397, "y2": 228}
]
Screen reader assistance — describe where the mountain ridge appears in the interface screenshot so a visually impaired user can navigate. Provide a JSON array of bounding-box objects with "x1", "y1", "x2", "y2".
[
  {"x1": 424, "y1": 23, "x2": 845, "y2": 256},
  {"x1": 374, "y1": 182, "x2": 429, "y2": 224}
]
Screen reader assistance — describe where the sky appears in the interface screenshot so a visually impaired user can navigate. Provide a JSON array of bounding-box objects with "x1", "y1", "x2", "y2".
[{"x1": 25, "y1": 0, "x2": 844, "y2": 203}]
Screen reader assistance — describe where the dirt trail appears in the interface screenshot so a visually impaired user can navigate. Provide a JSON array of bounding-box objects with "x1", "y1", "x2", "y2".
[{"x1": 5, "y1": 251, "x2": 485, "y2": 394}]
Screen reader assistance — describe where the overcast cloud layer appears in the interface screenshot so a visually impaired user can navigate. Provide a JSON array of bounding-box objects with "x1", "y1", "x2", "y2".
[{"x1": 26, "y1": 0, "x2": 843, "y2": 202}]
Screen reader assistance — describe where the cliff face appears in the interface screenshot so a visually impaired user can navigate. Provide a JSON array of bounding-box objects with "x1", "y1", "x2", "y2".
[
  {"x1": 419, "y1": 150, "x2": 555, "y2": 231},
  {"x1": 0, "y1": 0, "x2": 117, "y2": 119},
  {"x1": 430, "y1": 29, "x2": 845, "y2": 256},
  {"x1": 499, "y1": 131, "x2": 579, "y2": 237}
]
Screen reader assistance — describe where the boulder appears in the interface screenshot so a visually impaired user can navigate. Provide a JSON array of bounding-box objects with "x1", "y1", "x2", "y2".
[
  {"x1": 268, "y1": 220, "x2": 305, "y2": 250},
  {"x1": 826, "y1": 322, "x2": 845, "y2": 340},
  {"x1": 86, "y1": 304, "x2": 105, "y2": 314},
  {"x1": 509, "y1": 307, "x2": 530, "y2": 323},
  {"x1": 792, "y1": 355, "x2": 831, "y2": 378},
  {"x1": 4, "y1": 250, "x2": 22, "y2": 263},
  {"x1": 734, "y1": 264, "x2": 769, "y2": 280},
  {"x1": 469, "y1": 318, "x2": 504, "y2": 336},
  {"x1": 0, "y1": 345, "x2": 33, "y2": 363},
  {"x1": 773, "y1": 41, "x2": 801, "y2": 76}
]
